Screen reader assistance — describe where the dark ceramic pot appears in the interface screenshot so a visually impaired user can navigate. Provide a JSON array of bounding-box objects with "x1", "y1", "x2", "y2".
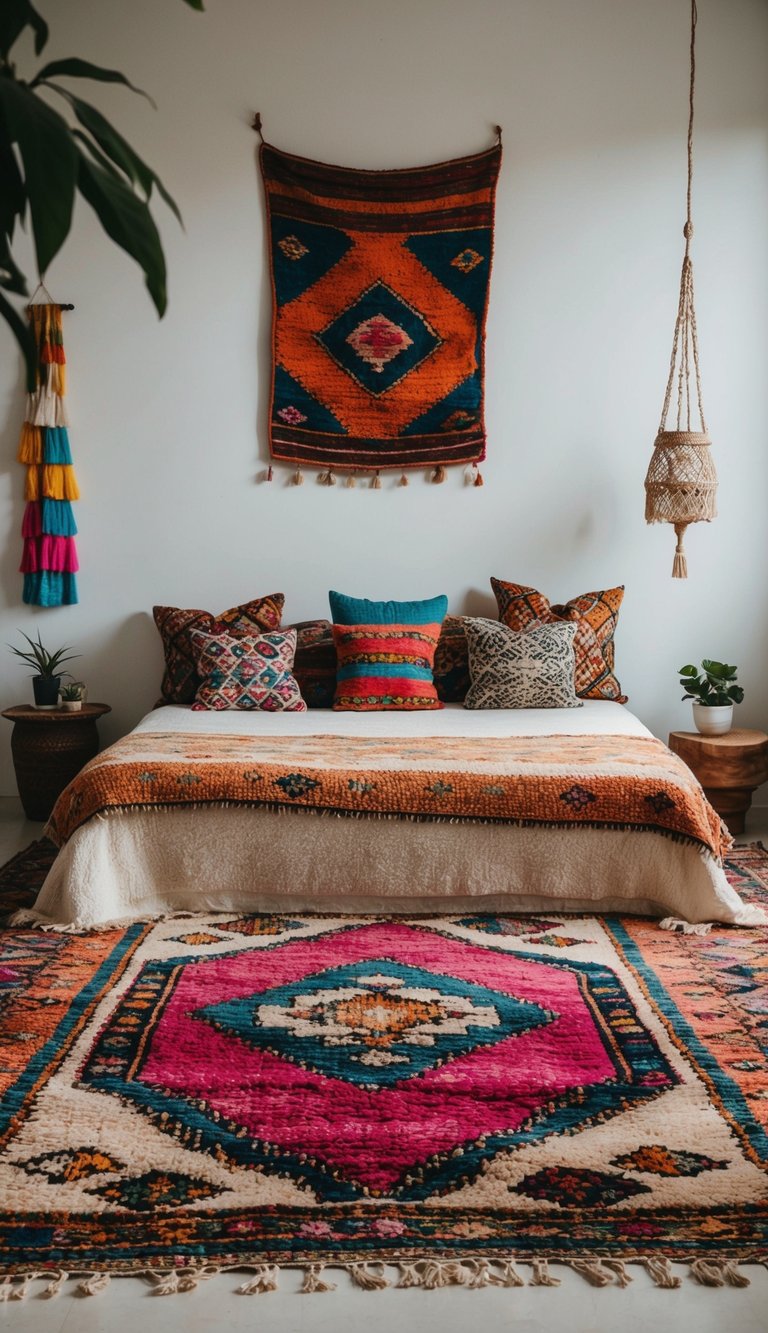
[{"x1": 32, "y1": 675, "x2": 61, "y2": 708}]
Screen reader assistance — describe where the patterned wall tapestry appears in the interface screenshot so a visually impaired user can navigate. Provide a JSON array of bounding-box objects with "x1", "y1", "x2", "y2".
[{"x1": 259, "y1": 128, "x2": 501, "y2": 485}]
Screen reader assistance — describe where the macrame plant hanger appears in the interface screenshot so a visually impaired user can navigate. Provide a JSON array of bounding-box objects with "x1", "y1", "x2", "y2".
[{"x1": 644, "y1": 0, "x2": 717, "y2": 578}]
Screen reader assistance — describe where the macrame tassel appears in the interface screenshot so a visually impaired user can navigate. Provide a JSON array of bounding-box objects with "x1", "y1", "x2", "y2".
[
  {"x1": 300, "y1": 1263, "x2": 336, "y2": 1293},
  {"x1": 236, "y1": 1265, "x2": 279, "y2": 1294},
  {"x1": 644, "y1": 1258, "x2": 682, "y2": 1289},
  {"x1": 672, "y1": 522, "x2": 688, "y2": 579},
  {"x1": 474, "y1": 468, "x2": 484, "y2": 487},
  {"x1": 319, "y1": 469, "x2": 336, "y2": 486},
  {"x1": 77, "y1": 1273, "x2": 111, "y2": 1297},
  {"x1": 293, "y1": 466, "x2": 304, "y2": 486},
  {"x1": 345, "y1": 472, "x2": 357, "y2": 488},
  {"x1": 530, "y1": 1258, "x2": 561, "y2": 1286},
  {"x1": 41, "y1": 498, "x2": 77, "y2": 536},
  {"x1": 569, "y1": 1260, "x2": 616, "y2": 1287},
  {"x1": 43, "y1": 426, "x2": 72, "y2": 464},
  {"x1": 17, "y1": 424, "x2": 43, "y2": 464},
  {"x1": 26, "y1": 388, "x2": 68, "y2": 428},
  {"x1": 21, "y1": 501, "x2": 43, "y2": 538},
  {"x1": 493, "y1": 1260, "x2": 525, "y2": 1287},
  {"x1": 347, "y1": 1263, "x2": 389, "y2": 1290},
  {"x1": 399, "y1": 472, "x2": 409, "y2": 486},
  {"x1": 371, "y1": 470, "x2": 382, "y2": 489},
  {"x1": 432, "y1": 465, "x2": 446, "y2": 484}
]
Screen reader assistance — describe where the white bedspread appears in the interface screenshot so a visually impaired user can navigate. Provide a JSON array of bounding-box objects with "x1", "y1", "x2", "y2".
[{"x1": 27, "y1": 704, "x2": 764, "y2": 930}]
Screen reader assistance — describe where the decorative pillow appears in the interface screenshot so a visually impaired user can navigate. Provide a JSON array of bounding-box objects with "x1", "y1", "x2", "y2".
[
  {"x1": 490, "y1": 577, "x2": 627, "y2": 702},
  {"x1": 464, "y1": 618, "x2": 580, "y2": 709},
  {"x1": 433, "y1": 615, "x2": 471, "y2": 703},
  {"x1": 329, "y1": 591, "x2": 448, "y2": 711},
  {"x1": 154, "y1": 594, "x2": 284, "y2": 704},
  {"x1": 190, "y1": 628, "x2": 306, "y2": 711},
  {"x1": 289, "y1": 619, "x2": 337, "y2": 708}
]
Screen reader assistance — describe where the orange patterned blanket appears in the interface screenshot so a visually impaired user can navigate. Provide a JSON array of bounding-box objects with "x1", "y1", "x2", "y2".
[{"x1": 47, "y1": 730, "x2": 729, "y2": 862}]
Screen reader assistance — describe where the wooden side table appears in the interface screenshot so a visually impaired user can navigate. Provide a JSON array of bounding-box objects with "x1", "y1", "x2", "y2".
[
  {"x1": 2, "y1": 704, "x2": 111, "y2": 822},
  {"x1": 668, "y1": 728, "x2": 768, "y2": 834}
]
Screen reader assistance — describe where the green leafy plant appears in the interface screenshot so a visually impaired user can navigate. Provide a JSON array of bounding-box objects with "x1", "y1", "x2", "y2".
[
  {"x1": 0, "y1": 0, "x2": 203, "y2": 385},
  {"x1": 679, "y1": 660, "x2": 745, "y2": 707},
  {"x1": 60, "y1": 680, "x2": 85, "y2": 701},
  {"x1": 8, "y1": 629, "x2": 80, "y2": 678}
]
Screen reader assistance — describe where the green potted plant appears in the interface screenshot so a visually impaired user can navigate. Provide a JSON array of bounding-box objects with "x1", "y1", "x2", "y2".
[
  {"x1": 679, "y1": 659, "x2": 744, "y2": 736},
  {"x1": 8, "y1": 631, "x2": 80, "y2": 709},
  {"x1": 60, "y1": 680, "x2": 86, "y2": 711}
]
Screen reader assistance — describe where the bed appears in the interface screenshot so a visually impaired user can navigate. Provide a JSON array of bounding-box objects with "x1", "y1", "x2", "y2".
[{"x1": 20, "y1": 701, "x2": 766, "y2": 932}]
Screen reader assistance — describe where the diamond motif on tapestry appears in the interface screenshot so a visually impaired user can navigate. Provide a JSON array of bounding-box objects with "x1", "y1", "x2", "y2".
[
  {"x1": 514, "y1": 1166, "x2": 652, "y2": 1207},
  {"x1": 611, "y1": 1145, "x2": 729, "y2": 1177},
  {"x1": 19, "y1": 1147, "x2": 125, "y2": 1184},
  {"x1": 315, "y1": 282, "x2": 441, "y2": 395},
  {"x1": 198, "y1": 958, "x2": 554, "y2": 1088},
  {"x1": 87, "y1": 1169, "x2": 223, "y2": 1211},
  {"x1": 278, "y1": 235, "x2": 309, "y2": 261},
  {"x1": 451, "y1": 248, "x2": 484, "y2": 273}
]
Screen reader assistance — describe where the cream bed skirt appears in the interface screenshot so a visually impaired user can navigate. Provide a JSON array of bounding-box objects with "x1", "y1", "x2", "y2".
[{"x1": 26, "y1": 703, "x2": 765, "y2": 930}]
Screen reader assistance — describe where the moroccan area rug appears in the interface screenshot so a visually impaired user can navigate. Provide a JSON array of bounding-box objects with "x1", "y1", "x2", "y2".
[{"x1": 0, "y1": 840, "x2": 766, "y2": 1299}]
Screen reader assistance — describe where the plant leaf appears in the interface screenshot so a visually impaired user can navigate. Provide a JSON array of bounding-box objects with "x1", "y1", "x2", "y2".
[
  {"x1": 76, "y1": 149, "x2": 167, "y2": 315},
  {"x1": 0, "y1": 232, "x2": 28, "y2": 296},
  {"x1": 0, "y1": 288, "x2": 36, "y2": 388},
  {"x1": 727, "y1": 686, "x2": 745, "y2": 704},
  {"x1": 31, "y1": 59, "x2": 156, "y2": 108},
  {"x1": 0, "y1": 78, "x2": 77, "y2": 275},
  {"x1": 0, "y1": 0, "x2": 48, "y2": 59},
  {"x1": 51, "y1": 87, "x2": 183, "y2": 225},
  {"x1": 701, "y1": 659, "x2": 728, "y2": 680},
  {"x1": 678, "y1": 665, "x2": 698, "y2": 677}
]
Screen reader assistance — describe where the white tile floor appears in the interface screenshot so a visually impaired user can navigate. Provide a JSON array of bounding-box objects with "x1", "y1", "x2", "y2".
[{"x1": 1, "y1": 799, "x2": 767, "y2": 1333}]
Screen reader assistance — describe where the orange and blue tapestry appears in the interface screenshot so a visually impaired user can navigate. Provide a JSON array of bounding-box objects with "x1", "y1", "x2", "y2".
[{"x1": 260, "y1": 134, "x2": 501, "y2": 478}]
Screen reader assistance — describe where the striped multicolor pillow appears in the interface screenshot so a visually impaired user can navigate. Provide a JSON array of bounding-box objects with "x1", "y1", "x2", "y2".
[{"x1": 329, "y1": 591, "x2": 447, "y2": 711}]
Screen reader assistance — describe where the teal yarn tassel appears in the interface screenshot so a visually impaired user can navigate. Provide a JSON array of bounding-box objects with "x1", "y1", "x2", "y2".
[
  {"x1": 42, "y1": 426, "x2": 73, "y2": 464},
  {"x1": 41, "y1": 498, "x2": 78, "y2": 536},
  {"x1": 23, "y1": 570, "x2": 78, "y2": 607}
]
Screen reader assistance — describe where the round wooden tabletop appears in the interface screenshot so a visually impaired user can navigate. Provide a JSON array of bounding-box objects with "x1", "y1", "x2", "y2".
[
  {"x1": 669, "y1": 727, "x2": 768, "y2": 751},
  {"x1": 2, "y1": 703, "x2": 111, "y2": 723}
]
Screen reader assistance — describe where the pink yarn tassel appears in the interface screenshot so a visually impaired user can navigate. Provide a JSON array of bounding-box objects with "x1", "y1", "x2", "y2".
[
  {"x1": 39, "y1": 535, "x2": 79, "y2": 572},
  {"x1": 19, "y1": 538, "x2": 39, "y2": 573},
  {"x1": 21, "y1": 501, "x2": 43, "y2": 538}
]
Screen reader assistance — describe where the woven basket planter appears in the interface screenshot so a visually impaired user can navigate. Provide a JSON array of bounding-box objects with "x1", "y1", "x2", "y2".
[{"x1": 644, "y1": 430, "x2": 718, "y2": 526}]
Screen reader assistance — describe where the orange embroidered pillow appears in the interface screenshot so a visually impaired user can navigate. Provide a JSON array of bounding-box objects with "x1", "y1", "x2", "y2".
[{"x1": 490, "y1": 578, "x2": 627, "y2": 702}]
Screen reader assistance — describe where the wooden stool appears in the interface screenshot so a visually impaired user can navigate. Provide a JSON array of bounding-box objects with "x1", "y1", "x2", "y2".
[
  {"x1": 2, "y1": 704, "x2": 111, "y2": 822},
  {"x1": 668, "y1": 728, "x2": 768, "y2": 835}
]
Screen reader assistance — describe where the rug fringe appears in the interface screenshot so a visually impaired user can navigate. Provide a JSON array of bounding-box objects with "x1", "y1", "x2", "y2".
[{"x1": 0, "y1": 1257, "x2": 758, "y2": 1296}]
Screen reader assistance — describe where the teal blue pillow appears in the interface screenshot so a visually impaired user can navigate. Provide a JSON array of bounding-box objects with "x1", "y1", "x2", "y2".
[{"x1": 329, "y1": 591, "x2": 448, "y2": 626}]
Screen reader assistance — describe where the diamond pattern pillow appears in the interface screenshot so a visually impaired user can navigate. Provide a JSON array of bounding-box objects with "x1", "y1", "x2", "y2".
[
  {"x1": 190, "y1": 628, "x2": 306, "y2": 711},
  {"x1": 464, "y1": 617, "x2": 581, "y2": 709},
  {"x1": 154, "y1": 594, "x2": 284, "y2": 704},
  {"x1": 490, "y1": 578, "x2": 627, "y2": 702}
]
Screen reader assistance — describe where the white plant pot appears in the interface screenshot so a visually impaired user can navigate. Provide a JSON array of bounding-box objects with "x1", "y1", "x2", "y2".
[{"x1": 692, "y1": 703, "x2": 733, "y2": 736}]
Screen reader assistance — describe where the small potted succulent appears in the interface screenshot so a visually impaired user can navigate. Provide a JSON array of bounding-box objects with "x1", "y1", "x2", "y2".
[
  {"x1": 60, "y1": 681, "x2": 86, "y2": 711},
  {"x1": 8, "y1": 632, "x2": 81, "y2": 709},
  {"x1": 679, "y1": 659, "x2": 744, "y2": 736}
]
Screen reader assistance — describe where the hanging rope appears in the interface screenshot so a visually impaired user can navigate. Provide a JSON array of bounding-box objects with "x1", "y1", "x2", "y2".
[{"x1": 644, "y1": 0, "x2": 717, "y2": 578}]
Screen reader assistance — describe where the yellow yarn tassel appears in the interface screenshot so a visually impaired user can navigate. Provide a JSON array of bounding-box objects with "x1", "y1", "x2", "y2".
[
  {"x1": 42, "y1": 465, "x2": 80, "y2": 500},
  {"x1": 399, "y1": 472, "x2": 409, "y2": 486},
  {"x1": 24, "y1": 466, "x2": 41, "y2": 501},
  {"x1": 45, "y1": 363, "x2": 66, "y2": 396},
  {"x1": 345, "y1": 472, "x2": 356, "y2": 488},
  {"x1": 293, "y1": 466, "x2": 304, "y2": 486},
  {"x1": 432, "y1": 465, "x2": 446, "y2": 484},
  {"x1": 18, "y1": 425, "x2": 43, "y2": 464},
  {"x1": 371, "y1": 470, "x2": 382, "y2": 489}
]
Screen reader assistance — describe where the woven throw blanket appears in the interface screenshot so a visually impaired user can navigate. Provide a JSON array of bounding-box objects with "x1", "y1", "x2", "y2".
[
  {"x1": 48, "y1": 732, "x2": 728, "y2": 860},
  {"x1": 260, "y1": 137, "x2": 501, "y2": 477}
]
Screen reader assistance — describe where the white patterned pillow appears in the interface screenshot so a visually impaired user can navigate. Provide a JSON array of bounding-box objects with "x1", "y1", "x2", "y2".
[{"x1": 463, "y1": 618, "x2": 581, "y2": 709}]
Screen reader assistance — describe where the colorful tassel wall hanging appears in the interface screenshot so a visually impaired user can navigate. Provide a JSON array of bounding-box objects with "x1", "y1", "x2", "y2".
[{"x1": 18, "y1": 300, "x2": 79, "y2": 606}]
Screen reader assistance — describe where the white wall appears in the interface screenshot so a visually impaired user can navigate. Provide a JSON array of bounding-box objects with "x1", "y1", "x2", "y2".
[{"x1": 1, "y1": 0, "x2": 767, "y2": 798}]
